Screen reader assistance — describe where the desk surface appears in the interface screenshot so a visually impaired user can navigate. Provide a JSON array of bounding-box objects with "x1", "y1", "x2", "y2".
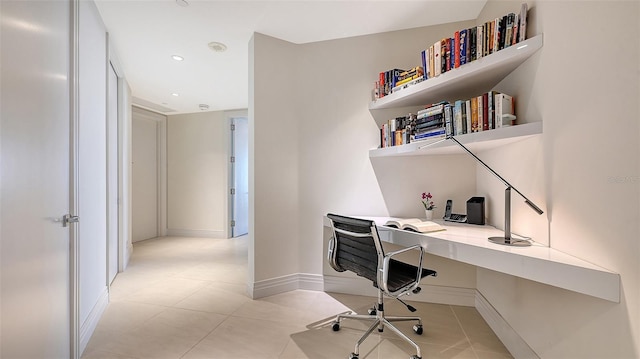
[{"x1": 323, "y1": 216, "x2": 620, "y2": 302}]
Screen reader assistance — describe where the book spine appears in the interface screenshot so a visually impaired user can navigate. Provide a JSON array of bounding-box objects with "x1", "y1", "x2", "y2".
[
  {"x1": 454, "y1": 31, "x2": 461, "y2": 68},
  {"x1": 449, "y1": 38, "x2": 455, "y2": 71},
  {"x1": 421, "y1": 50, "x2": 428, "y2": 79},
  {"x1": 482, "y1": 93, "x2": 489, "y2": 131},
  {"x1": 444, "y1": 104, "x2": 453, "y2": 137},
  {"x1": 428, "y1": 45, "x2": 434, "y2": 79},
  {"x1": 417, "y1": 104, "x2": 444, "y2": 117},
  {"x1": 488, "y1": 91, "x2": 495, "y2": 130},
  {"x1": 505, "y1": 13, "x2": 514, "y2": 48},
  {"x1": 477, "y1": 95, "x2": 484, "y2": 132},
  {"x1": 467, "y1": 27, "x2": 473, "y2": 63},
  {"x1": 391, "y1": 77, "x2": 423, "y2": 93},
  {"x1": 459, "y1": 29, "x2": 467, "y2": 66},
  {"x1": 454, "y1": 100, "x2": 463, "y2": 135},
  {"x1": 476, "y1": 25, "x2": 483, "y2": 60},
  {"x1": 512, "y1": 14, "x2": 519, "y2": 46},
  {"x1": 465, "y1": 100, "x2": 472, "y2": 133},
  {"x1": 470, "y1": 97, "x2": 478, "y2": 132},
  {"x1": 491, "y1": 18, "x2": 501, "y2": 53},
  {"x1": 519, "y1": 3, "x2": 528, "y2": 42},
  {"x1": 440, "y1": 38, "x2": 449, "y2": 74},
  {"x1": 414, "y1": 128, "x2": 446, "y2": 140},
  {"x1": 434, "y1": 40, "x2": 441, "y2": 77}
]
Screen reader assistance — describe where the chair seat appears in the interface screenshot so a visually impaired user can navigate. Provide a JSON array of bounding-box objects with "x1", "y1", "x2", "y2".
[{"x1": 385, "y1": 259, "x2": 437, "y2": 293}]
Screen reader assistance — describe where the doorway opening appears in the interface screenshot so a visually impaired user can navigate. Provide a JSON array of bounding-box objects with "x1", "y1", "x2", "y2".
[{"x1": 229, "y1": 116, "x2": 248, "y2": 238}]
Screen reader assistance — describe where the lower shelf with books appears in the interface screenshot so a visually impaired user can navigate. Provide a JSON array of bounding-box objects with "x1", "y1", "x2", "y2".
[
  {"x1": 322, "y1": 215, "x2": 620, "y2": 302},
  {"x1": 369, "y1": 121, "x2": 542, "y2": 158}
]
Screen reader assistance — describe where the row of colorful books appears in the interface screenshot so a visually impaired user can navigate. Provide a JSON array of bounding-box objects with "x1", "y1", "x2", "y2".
[
  {"x1": 379, "y1": 92, "x2": 515, "y2": 148},
  {"x1": 373, "y1": 3, "x2": 528, "y2": 100}
]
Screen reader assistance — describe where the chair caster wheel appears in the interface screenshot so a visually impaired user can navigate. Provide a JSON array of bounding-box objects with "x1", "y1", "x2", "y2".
[
  {"x1": 349, "y1": 353, "x2": 359, "y2": 359},
  {"x1": 410, "y1": 356, "x2": 422, "y2": 359},
  {"x1": 332, "y1": 322, "x2": 340, "y2": 331},
  {"x1": 413, "y1": 324, "x2": 423, "y2": 335},
  {"x1": 367, "y1": 308, "x2": 376, "y2": 315}
]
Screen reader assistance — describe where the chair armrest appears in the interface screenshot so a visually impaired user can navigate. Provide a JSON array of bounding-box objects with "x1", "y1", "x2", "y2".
[
  {"x1": 379, "y1": 245, "x2": 425, "y2": 296},
  {"x1": 327, "y1": 236, "x2": 345, "y2": 272}
]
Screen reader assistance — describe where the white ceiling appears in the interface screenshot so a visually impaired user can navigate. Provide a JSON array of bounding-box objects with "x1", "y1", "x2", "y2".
[{"x1": 95, "y1": 0, "x2": 487, "y2": 114}]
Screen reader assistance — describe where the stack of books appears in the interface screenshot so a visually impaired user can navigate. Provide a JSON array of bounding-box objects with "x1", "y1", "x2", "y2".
[
  {"x1": 373, "y1": 3, "x2": 528, "y2": 98},
  {"x1": 451, "y1": 91, "x2": 515, "y2": 136},
  {"x1": 378, "y1": 91, "x2": 516, "y2": 148},
  {"x1": 414, "y1": 102, "x2": 447, "y2": 141}
]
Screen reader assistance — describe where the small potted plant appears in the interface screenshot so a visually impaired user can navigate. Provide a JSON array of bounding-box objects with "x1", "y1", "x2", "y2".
[{"x1": 421, "y1": 192, "x2": 436, "y2": 220}]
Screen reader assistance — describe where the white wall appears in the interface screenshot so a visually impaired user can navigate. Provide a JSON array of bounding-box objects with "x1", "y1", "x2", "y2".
[
  {"x1": 475, "y1": 1, "x2": 640, "y2": 357},
  {"x1": 250, "y1": 33, "x2": 301, "y2": 287},
  {"x1": 78, "y1": 0, "x2": 109, "y2": 352},
  {"x1": 119, "y1": 77, "x2": 133, "y2": 269},
  {"x1": 167, "y1": 111, "x2": 228, "y2": 238},
  {"x1": 251, "y1": 1, "x2": 640, "y2": 357},
  {"x1": 250, "y1": 22, "x2": 482, "y2": 295}
]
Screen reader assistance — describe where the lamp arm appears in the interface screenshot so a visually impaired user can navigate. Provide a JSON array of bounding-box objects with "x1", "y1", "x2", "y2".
[{"x1": 448, "y1": 136, "x2": 543, "y2": 215}]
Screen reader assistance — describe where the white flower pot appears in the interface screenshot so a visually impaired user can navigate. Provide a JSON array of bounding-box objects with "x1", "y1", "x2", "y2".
[{"x1": 425, "y1": 210, "x2": 433, "y2": 220}]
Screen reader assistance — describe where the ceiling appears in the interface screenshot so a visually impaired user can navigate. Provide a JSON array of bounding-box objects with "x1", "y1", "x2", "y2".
[{"x1": 95, "y1": 0, "x2": 487, "y2": 115}]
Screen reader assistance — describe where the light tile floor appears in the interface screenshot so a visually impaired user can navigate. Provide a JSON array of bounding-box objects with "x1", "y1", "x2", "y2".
[{"x1": 82, "y1": 236, "x2": 512, "y2": 359}]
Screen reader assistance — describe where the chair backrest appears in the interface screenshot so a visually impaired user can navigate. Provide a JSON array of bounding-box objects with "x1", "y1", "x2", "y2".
[{"x1": 326, "y1": 213, "x2": 385, "y2": 286}]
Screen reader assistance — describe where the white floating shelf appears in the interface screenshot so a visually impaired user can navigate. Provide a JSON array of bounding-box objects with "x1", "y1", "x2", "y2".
[
  {"x1": 369, "y1": 121, "x2": 542, "y2": 158},
  {"x1": 369, "y1": 35, "x2": 544, "y2": 110}
]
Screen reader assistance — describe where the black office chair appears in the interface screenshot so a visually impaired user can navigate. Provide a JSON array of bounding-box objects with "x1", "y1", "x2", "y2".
[{"x1": 326, "y1": 213, "x2": 437, "y2": 359}]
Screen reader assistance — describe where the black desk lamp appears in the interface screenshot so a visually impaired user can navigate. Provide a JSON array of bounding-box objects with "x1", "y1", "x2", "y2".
[{"x1": 419, "y1": 135, "x2": 544, "y2": 246}]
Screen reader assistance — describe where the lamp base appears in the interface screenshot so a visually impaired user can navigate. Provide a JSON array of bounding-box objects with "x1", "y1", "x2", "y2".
[{"x1": 488, "y1": 236, "x2": 532, "y2": 247}]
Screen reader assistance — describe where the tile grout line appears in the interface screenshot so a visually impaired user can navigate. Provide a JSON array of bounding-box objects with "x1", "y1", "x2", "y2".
[{"x1": 449, "y1": 304, "x2": 480, "y2": 359}]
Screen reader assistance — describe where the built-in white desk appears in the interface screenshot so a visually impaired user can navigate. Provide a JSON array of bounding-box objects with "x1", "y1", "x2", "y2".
[{"x1": 323, "y1": 216, "x2": 620, "y2": 303}]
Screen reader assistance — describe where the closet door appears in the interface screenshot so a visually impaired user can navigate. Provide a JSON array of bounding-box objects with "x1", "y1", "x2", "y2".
[{"x1": 132, "y1": 108, "x2": 159, "y2": 242}]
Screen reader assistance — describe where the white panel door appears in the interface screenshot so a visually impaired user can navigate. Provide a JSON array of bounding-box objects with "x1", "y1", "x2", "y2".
[
  {"x1": 132, "y1": 113, "x2": 158, "y2": 242},
  {"x1": 0, "y1": 1, "x2": 71, "y2": 357}
]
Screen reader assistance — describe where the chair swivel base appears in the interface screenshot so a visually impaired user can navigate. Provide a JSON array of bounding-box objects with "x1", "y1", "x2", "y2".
[{"x1": 331, "y1": 308, "x2": 424, "y2": 359}]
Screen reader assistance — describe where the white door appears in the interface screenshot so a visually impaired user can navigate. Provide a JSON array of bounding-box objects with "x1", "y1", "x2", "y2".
[
  {"x1": 231, "y1": 117, "x2": 249, "y2": 237},
  {"x1": 132, "y1": 110, "x2": 158, "y2": 242},
  {"x1": 108, "y1": 63, "x2": 119, "y2": 283},
  {"x1": 0, "y1": 1, "x2": 72, "y2": 357}
]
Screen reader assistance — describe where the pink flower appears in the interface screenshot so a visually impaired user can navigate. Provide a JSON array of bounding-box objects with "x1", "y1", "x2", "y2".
[{"x1": 421, "y1": 192, "x2": 436, "y2": 210}]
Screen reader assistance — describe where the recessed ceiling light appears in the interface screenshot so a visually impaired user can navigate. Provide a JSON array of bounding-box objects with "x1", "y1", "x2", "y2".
[
  {"x1": 176, "y1": 0, "x2": 189, "y2": 7},
  {"x1": 171, "y1": 55, "x2": 184, "y2": 61},
  {"x1": 172, "y1": 93, "x2": 179, "y2": 97},
  {"x1": 208, "y1": 42, "x2": 227, "y2": 53}
]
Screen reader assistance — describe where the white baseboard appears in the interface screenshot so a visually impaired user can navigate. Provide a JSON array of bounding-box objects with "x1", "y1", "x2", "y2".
[
  {"x1": 475, "y1": 291, "x2": 539, "y2": 359},
  {"x1": 323, "y1": 275, "x2": 476, "y2": 307},
  {"x1": 250, "y1": 273, "x2": 323, "y2": 299},
  {"x1": 79, "y1": 288, "x2": 109, "y2": 356},
  {"x1": 166, "y1": 228, "x2": 225, "y2": 238}
]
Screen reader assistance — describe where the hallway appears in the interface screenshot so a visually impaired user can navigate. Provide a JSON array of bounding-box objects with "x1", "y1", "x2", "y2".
[{"x1": 82, "y1": 236, "x2": 511, "y2": 358}]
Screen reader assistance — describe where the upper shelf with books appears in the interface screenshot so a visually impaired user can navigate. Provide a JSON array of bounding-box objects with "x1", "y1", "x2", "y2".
[
  {"x1": 369, "y1": 34, "x2": 543, "y2": 111},
  {"x1": 369, "y1": 121, "x2": 542, "y2": 158}
]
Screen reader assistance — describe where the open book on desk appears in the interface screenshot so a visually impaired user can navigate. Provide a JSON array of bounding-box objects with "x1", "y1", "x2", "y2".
[{"x1": 383, "y1": 218, "x2": 445, "y2": 233}]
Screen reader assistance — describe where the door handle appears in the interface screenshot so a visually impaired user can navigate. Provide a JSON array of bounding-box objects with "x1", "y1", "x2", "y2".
[{"x1": 62, "y1": 214, "x2": 79, "y2": 227}]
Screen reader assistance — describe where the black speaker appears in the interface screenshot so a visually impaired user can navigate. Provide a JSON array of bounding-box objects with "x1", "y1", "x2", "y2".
[{"x1": 466, "y1": 197, "x2": 485, "y2": 225}]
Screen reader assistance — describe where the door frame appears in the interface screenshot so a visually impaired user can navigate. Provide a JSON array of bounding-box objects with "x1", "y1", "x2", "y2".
[
  {"x1": 70, "y1": 1, "x2": 80, "y2": 356},
  {"x1": 226, "y1": 110, "x2": 248, "y2": 238},
  {"x1": 131, "y1": 106, "x2": 167, "y2": 239}
]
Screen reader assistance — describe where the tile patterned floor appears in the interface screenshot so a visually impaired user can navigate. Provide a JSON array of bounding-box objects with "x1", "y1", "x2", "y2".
[{"x1": 82, "y1": 236, "x2": 512, "y2": 359}]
